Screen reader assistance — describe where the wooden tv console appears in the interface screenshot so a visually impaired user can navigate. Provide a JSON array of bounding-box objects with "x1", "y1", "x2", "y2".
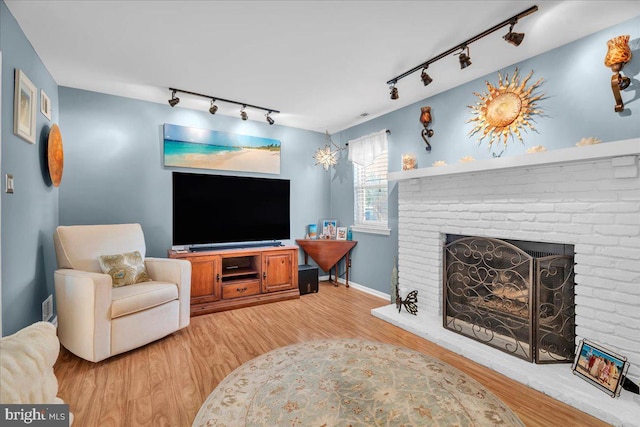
[{"x1": 168, "y1": 245, "x2": 299, "y2": 316}]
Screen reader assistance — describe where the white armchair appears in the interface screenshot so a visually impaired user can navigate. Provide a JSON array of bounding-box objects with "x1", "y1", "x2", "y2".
[{"x1": 53, "y1": 223, "x2": 191, "y2": 362}]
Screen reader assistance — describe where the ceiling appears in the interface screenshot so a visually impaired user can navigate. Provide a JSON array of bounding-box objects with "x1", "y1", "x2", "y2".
[{"x1": 6, "y1": 1, "x2": 640, "y2": 133}]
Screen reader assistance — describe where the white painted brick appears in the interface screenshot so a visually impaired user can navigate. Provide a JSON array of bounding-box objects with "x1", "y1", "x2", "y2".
[
  {"x1": 575, "y1": 234, "x2": 619, "y2": 246},
  {"x1": 574, "y1": 295, "x2": 616, "y2": 312},
  {"x1": 593, "y1": 224, "x2": 639, "y2": 236},
  {"x1": 615, "y1": 213, "x2": 640, "y2": 225},
  {"x1": 397, "y1": 154, "x2": 640, "y2": 373}
]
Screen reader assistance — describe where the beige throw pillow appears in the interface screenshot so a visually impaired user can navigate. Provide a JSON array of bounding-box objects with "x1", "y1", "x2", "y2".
[{"x1": 98, "y1": 251, "x2": 150, "y2": 287}]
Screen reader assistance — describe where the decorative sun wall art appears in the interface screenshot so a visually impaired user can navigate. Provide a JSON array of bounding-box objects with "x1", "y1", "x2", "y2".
[{"x1": 467, "y1": 68, "x2": 544, "y2": 150}]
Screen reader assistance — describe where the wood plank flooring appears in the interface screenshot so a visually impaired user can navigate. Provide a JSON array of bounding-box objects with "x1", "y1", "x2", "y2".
[{"x1": 54, "y1": 282, "x2": 608, "y2": 426}]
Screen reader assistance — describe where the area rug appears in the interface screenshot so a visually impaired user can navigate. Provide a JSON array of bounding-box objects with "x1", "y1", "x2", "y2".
[{"x1": 193, "y1": 338, "x2": 524, "y2": 426}]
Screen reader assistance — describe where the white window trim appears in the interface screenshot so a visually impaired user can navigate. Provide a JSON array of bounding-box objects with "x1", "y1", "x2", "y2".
[{"x1": 350, "y1": 224, "x2": 391, "y2": 236}]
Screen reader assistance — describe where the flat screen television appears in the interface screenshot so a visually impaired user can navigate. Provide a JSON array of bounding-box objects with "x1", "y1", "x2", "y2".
[{"x1": 172, "y1": 172, "x2": 290, "y2": 248}]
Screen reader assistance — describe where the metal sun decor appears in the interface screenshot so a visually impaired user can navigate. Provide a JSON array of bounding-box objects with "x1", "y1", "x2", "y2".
[
  {"x1": 314, "y1": 131, "x2": 344, "y2": 171},
  {"x1": 467, "y1": 68, "x2": 544, "y2": 150}
]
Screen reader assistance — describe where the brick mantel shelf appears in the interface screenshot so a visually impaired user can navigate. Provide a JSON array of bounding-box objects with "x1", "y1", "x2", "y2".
[{"x1": 388, "y1": 138, "x2": 640, "y2": 182}]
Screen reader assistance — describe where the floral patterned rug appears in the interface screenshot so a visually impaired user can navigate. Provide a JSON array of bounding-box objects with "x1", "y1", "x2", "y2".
[{"x1": 193, "y1": 339, "x2": 524, "y2": 427}]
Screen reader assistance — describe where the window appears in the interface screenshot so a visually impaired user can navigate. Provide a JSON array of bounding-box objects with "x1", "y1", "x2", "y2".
[{"x1": 348, "y1": 130, "x2": 390, "y2": 235}]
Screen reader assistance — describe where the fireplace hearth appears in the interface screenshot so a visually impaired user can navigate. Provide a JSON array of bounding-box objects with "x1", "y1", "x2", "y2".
[{"x1": 443, "y1": 235, "x2": 575, "y2": 363}]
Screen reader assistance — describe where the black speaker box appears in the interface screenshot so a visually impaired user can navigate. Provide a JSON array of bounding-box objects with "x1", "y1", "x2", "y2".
[{"x1": 298, "y1": 264, "x2": 319, "y2": 295}]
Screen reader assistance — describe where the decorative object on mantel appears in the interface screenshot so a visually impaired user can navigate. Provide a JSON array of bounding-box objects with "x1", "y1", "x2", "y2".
[
  {"x1": 467, "y1": 68, "x2": 545, "y2": 152},
  {"x1": 433, "y1": 160, "x2": 447, "y2": 167},
  {"x1": 526, "y1": 145, "x2": 547, "y2": 153},
  {"x1": 459, "y1": 156, "x2": 475, "y2": 163},
  {"x1": 402, "y1": 153, "x2": 417, "y2": 170},
  {"x1": 419, "y1": 106, "x2": 434, "y2": 151},
  {"x1": 576, "y1": 137, "x2": 602, "y2": 147},
  {"x1": 47, "y1": 124, "x2": 64, "y2": 187},
  {"x1": 604, "y1": 35, "x2": 632, "y2": 113},
  {"x1": 396, "y1": 289, "x2": 418, "y2": 315},
  {"x1": 386, "y1": 6, "x2": 537, "y2": 99},
  {"x1": 314, "y1": 131, "x2": 344, "y2": 171}
]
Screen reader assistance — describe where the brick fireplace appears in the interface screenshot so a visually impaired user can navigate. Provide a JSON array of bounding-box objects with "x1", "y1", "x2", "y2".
[{"x1": 373, "y1": 139, "x2": 640, "y2": 426}]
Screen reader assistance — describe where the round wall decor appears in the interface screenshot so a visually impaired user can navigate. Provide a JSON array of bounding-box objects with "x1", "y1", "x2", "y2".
[
  {"x1": 48, "y1": 124, "x2": 64, "y2": 187},
  {"x1": 467, "y1": 68, "x2": 544, "y2": 149}
]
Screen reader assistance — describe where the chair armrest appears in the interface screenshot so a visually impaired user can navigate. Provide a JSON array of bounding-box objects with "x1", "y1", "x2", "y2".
[
  {"x1": 145, "y1": 257, "x2": 191, "y2": 328},
  {"x1": 54, "y1": 269, "x2": 113, "y2": 362}
]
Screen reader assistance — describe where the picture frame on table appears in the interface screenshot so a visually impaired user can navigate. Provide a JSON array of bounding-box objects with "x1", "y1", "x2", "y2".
[
  {"x1": 321, "y1": 219, "x2": 337, "y2": 239},
  {"x1": 336, "y1": 227, "x2": 347, "y2": 240},
  {"x1": 571, "y1": 338, "x2": 629, "y2": 398},
  {"x1": 14, "y1": 69, "x2": 37, "y2": 144},
  {"x1": 40, "y1": 89, "x2": 52, "y2": 121}
]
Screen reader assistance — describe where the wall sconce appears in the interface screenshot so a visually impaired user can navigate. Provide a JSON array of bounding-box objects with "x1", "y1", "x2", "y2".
[
  {"x1": 420, "y1": 106, "x2": 434, "y2": 152},
  {"x1": 604, "y1": 35, "x2": 632, "y2": 112}
]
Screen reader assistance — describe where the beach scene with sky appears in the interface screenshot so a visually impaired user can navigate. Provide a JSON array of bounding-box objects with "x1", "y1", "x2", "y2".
[{"x1": 163, "y1": 123, "x2": 281, "y2": 174}]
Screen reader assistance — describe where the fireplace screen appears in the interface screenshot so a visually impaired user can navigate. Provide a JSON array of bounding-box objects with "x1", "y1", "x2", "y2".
[{"x1": 443, "y1": 235, "x2": 575, "y2": 363}]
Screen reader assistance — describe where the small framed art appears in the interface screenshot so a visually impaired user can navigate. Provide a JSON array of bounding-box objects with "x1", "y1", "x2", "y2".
[
  {"x1": 14, "y1": 69, "x2": 37, "y2": 144},
  {"x1": 321, "y1": 219, "x2": 337, "y2": 239},
  {"x1": 571, "y1": 339, "x2": 629, "y2": 398},
  {"x1": 40, "y1": 89, "x2": 52, "y2": 121},
  {"x1": 336, "y1": 226, "x2": 347, "y2": 240}
]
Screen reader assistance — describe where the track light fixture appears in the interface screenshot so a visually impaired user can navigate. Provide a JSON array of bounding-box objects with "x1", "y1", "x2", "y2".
[
  {"x1": 385, "y1": 5, "x2": 538, "y2": 93},
  {"x1": 168, "y1": 90, "x2": 180, "y2": 107},
  {"x1": 167, "y1": 87, "x2": 280, "y2": 121},
  {"x1": 420, "y1": 67, "x2": 433, "y2": 86},
  {"x1": 390, "y1": 83, "x2": 399, "y2": 100},
  {"x1": 266, "y1": 111, "x2": 275, "y2": 125},
  {"x1": 458, "y1": 46, "x2": 472, "y2": 69},
  {"x1": 503, "y1": 20, "x2": 525, "y2": 46},
  {"x1": 209, "y1": 99, "x2": 218, "y2": 115}
]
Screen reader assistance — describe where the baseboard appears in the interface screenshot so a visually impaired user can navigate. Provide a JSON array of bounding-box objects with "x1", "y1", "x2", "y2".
[{"x1": 319, "y1": 275, "x2": 390, "y2": 300}]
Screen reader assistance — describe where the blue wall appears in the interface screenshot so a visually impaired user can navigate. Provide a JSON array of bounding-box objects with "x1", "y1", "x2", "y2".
[
  {"x1": 331, "y1": 15, "x2": 640, "y2": 295},
  {"x1": 58, "y1": 88, "x2": 330, "y2": 258},
  {"x1": 1, "y1": 0, "x2": 59, "y2": 335}
]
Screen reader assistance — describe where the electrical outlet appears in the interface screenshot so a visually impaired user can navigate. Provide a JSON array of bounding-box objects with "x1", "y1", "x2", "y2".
[{"x1": 42, "y1": 294, "x2": 53, "y2": 322}]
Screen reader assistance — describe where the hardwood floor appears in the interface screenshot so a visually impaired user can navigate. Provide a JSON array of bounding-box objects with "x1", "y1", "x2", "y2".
[{"x1": 54, "y1": 282, "x2": 608, "y2": 427}]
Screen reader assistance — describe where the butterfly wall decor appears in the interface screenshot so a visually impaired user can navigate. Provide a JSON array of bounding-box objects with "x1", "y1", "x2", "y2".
[{"x1": 396, "y1": 289, "x2": 418, "y2": 315}]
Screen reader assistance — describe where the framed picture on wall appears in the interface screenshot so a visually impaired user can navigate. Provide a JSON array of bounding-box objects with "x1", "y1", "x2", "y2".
[
  {"x1": 40, "y1": 89, "x2": 52, "y2": 121},
  {"x1": 571, "y1": 339, "x2": 629, "y2": 398},
  {"x1": 14, "y1": 69, "x2": 37, "y2": 144}
]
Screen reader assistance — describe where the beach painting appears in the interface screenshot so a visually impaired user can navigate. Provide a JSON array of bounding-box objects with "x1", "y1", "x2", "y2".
[{"x1": 163, "y1": 123, "x2": 281, "y2": 174}]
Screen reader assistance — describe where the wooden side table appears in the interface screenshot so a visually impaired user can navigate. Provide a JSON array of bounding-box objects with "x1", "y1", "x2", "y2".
[{"x1": 296, "y1": 239, "x2": 357, "y2": 287}]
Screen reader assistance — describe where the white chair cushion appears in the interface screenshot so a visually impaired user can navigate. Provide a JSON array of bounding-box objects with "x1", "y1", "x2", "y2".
[
  {"x1": 111, "y1": 282, "x2": 178, "y2": 318},
  {"x1": 54, "y1": 223, "x2": 146, "y2": 273}
]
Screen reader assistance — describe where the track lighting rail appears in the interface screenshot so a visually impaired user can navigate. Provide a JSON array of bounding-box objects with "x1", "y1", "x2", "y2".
[
  {"x1": 386, "y1": 5, "x2": 538, "y2": 86},
  {"x1": 168, "y1": 87, "x2": 280, "y2": 114}
]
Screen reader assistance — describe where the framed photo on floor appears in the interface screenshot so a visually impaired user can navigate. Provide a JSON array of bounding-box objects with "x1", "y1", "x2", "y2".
[{"x1": 572, "y1": 339, "x2": 629, "y2": 397}]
